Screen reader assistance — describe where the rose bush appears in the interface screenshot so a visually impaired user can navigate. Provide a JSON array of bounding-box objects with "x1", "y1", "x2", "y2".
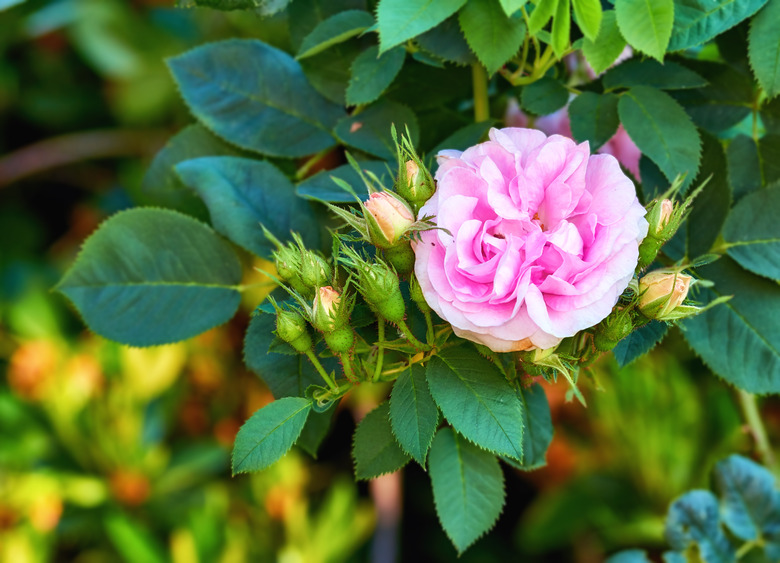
[{"x1": 413, "y1": 127, "x2": 649, "y2": 352}]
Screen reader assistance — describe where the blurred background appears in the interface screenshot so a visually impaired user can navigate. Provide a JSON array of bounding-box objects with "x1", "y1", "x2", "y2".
[{"x1": 0, "y1": 1, "x2": 773, "y2": 561}]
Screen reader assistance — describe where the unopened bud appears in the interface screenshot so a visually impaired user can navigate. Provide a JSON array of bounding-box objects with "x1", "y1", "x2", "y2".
[
  {"x1": 638, "y1": 269, "x2": 693, "y2": 321},
  {"x1": 275, "y1": 309, "x2": 312, "y2": 353},
  {"x1": 383, "y1": 241, "x2": 415, "y2": 276},
  {"x1": 593, "y1": 308, "x2": 634, "y2": 351},
  {"x1": 301, "y1": 251, "x2": 331, "y2": 289},
  {"x1": 646, "y1": 198, "x2": 674, "y2": 237},
  {"x1": 355, "y1": 262, "x2": 406, "y2": 323},
  {"x1": 312, "y1": 286, "x2": 343, "y2": 332},
  {"x1": 365, "y1": 192, "x2": 415, "y2": 249}
]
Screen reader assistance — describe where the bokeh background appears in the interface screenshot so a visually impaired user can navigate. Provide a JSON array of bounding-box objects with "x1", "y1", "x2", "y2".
[{"x1": 0, "y1": 2, "x2": 773, "y2": 561}]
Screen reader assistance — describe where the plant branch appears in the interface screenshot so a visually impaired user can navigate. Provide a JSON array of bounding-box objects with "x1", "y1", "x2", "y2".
[
  {"x1": 738, "y1": 390, "x2": 777, "y2": 472},
  {"x1": 471, "y1": 63, "x2": 490, "y2": 123},
  {"x1": 304, "y1": 349, "x2": 338, "y2": 391}
]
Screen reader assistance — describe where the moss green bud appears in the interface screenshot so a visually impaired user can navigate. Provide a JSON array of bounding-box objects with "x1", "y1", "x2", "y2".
[
  {"x1": 397, "y1": 159, "x2": 435, "y2": 206},
  {"x1": 275, "y1": 309, "x2": 312, "y2": 353},
  {"x1": 364, "y1": 192, "x2": 415, "y2": 249},
  {"x1": 355, "y1": 262, "x2": 406, "y2": 323},
  {"x1": 324, "y1": 326, "x2": 355, "y2": 354},
  {"x1": 638, "y1": 269, "x2": 693, "y2": 321},
  {"x1": 593, "y1": 308, "x2": 634, "y2": 352},
  {"x1": 383, "y1": 241, "x2": 415, "y2": 276},
  {"x1": 301, "y1": 251, "x2": 331, "y2": 289}
]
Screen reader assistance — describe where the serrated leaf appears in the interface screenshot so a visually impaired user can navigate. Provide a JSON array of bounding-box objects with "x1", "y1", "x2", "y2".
[
  {"x1": 521, "y1": 76, "x2": 569, "y2": 116},
  {"x1": 353, "y1": 402, "x2": 411, "y2": 480},
  {"x1": 376, "y1": 0, "x2": 468, "y2": 52},
  {"x1": 57, "y1": 209, "x2": 241, "y2": 347},
  {"x1": 723, "y1": 182, "x2": 780, "y2": 280},
  {"x1": 296, "y1": 160, "x2": 392, "y2": 202},
  {"x1": 614, "y1": 0, "x2": 674, "y2": 61},
  {"x1": 499, "y1": 0, "x2": 525, "y2": 16},
  {"x1": 528, "y1": 0, "x2": 557, "y2": 36},
  {"x1": 334, "y1": 100, "x2": 419, "y2": 161},
  {"x1": 288, "y1": 0, "x2": 367, "y2": 51},
  {"x1": 618, "y1": 86, "x2": 701, "y2": 184},
  {"x1": 296, "y1": 405, "x2": 337, "y2": 458},
  {"x1": 175, "y1": 156, "x2": 319, "y2": 259},
  {"x1": 426, "y1": 347, "x2": 524, "y2": 460},
  {"x1": 572, "y1": 0, "x2": 602, "y2": 41},
  {"x1": 603, "y1": 59, "x2": 708, "y2": 91},
  {"x1": 515, "y1": 383, "x2": 553, "y2": 470},
  {"x1": 681, "y1": 257, "x2": 780, "y2": 393},
  {"x1": 665, "y1": 490, "x2": 736, "y2": 563},
  {"x1": 713, "y1": 454, "x2": 780, "y2": 543},
  {"x1": 569, "y1": 92, "x2": 619, "y2": 150},
  {"x1": 459, "y1": 0, "x2": 526, "y2": 75},
  {"x1": 168, "y1": 39, "x2": 344, "y2": 157},
  {"x1": 416, "y1": 15, "x2": 477, "y2": 65},
  {"x1": 428, "y1": 428, "x2": 505, "y2": 554},
  {"x1": 669, "y1": 0, "x2": 768, "y2": 52},
  {"x1": 301, "y1": 41, "x2": 364, "y2": 105},
  {"x1": 748, "y1": 0, "x2": 780, "y2": 98},
  {"x1": 582, "y1": 10, "x2": 626, "y2": 75},
  {"x1": 551, "y1": 0, "x2": 570, "y2": 58},
  {"x1": 727, "y1": 135, "x2": 762, "y2": 202},
  {"x1": 232, "y1": 397, "x2": 312, "y2": 474},
  {"x1": 687, "y1": 131, "x2": 731, "y2": 258},
  {"x1": 613, "y1": 321, "x2": 668, "y2": 368},
  {"x1": 389, "y1": 364, "x2": 439, "y2": 466},
  {"x1": 297, "y1": 10, "x2": 374, "y2": 59},
  {"x1": 346, "y1": 45, "x2": 406, "y2": 106}
]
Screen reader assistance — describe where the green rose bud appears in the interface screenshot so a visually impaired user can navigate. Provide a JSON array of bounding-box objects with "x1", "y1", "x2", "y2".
[
  {"x1": 364, "y1": 192, "x2": 415, "y2": 249},
  {"x1": 275, "y1": 309, "x2": 312, "y2": 353},
  {"x1": 638, "y1": 269, "x2": 694, "y2": 321},
  {"x1": 396, "y1": 159, "x2": 435, "y2": 207},
  {"x1": 300, "y1": 251, "x2": 331, "y2": 289}
]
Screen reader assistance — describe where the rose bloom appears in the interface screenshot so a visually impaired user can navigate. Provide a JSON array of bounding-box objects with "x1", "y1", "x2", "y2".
[{"x1": 413, "y1": 127, "x2": 648, "y2": 352}]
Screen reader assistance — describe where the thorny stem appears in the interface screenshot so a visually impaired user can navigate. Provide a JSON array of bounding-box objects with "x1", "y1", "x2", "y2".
[
  {"x1": 304, "y1": 349, "x2": 338, "y2": 391},
  {"x1": 738, "y1": 390, "x2": 777, "y2": 472},
  {"x1": 471, "y1": 63, "x2": 490, "y2": 123},
  {"x1": 373, "y1": 318, "x2": 385, "y2": 382},
  {"x1": 396, "y1": 318, "x2": 429, "y2": 351},
  {"x1": 340, "y1": 352, "x2": 356, "y2": 382},
  {"x1": 422, "y1": 309, "x2": 435, "y2": 345}
]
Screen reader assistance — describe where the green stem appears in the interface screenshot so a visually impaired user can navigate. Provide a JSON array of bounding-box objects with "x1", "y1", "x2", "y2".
[
  {"x1": 304, "y1": 349, "x2": 338, "y2": 391},
  {"x1": 738, "y1": 390, "x2": 777, "y2": 472},
  {"x1": 340, "y1": 352, "x2": 356, "y2": 382},
  {"x1": 373, "y1": 318, "x2": 385, "y2": 383},
  {"x1": 471, "y1": 63, "x2": 490, "y2": 123},
  {"x1": 422, "y1": 309, "x2": 435, "y2": 345},
  {"x1": 396, "y1": 319, "x2": 429, "y2": 351}
]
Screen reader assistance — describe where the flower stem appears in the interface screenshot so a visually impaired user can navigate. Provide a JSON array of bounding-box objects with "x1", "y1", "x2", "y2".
[
  {"x1": 373, "y1": 318, "x2": 385, "y2": 383},
  {"x1": 396, "y1": 319, "x2": 428, "y2": 351},
  {"x1": 471, "y1": 63, "x2": 490, "y2": 123},
  {"x1": 340, "y1": 352, "x2": 356, "y2": 382},
  {"x1": 738, "y1": 390, "x2": 777, "y2": 472},
  {"x1": 422, "y1": 309, "x2": 435, "y2": 345},
  {"x1": 304, "y1": 349, "x2": 337, "y2": 391}
]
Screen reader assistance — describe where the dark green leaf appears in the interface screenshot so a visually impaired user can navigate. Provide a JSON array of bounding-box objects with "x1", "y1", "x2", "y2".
[
  {"x1": 296, "y1": 160, "x2": 392, "y2": 202},
  {"x1": 177, "y1": 0, "x2": 288, "y2": 11},
  {"x1": 346, "y1": 46, "x2": 406, "y2": 106},
  {"x1": 603, "y1": 59, "x2": 708, "y2": 91},
  {"x1": 727, "y1": 135, "x2": 762, "y2": 202},
  {"x1": 572, "y1": 0, "x2": 602, "y2": 41},
  {"x1": 687, "y1": 132, "x2": 731, "y2": 258},
  {"x1": 569, "y1": 92, "x2": 619, "y2": 150},
  {"x1": 296, "y1": 405, "x2": 336, "y2": 458},
  {"x1": 416, "y1": 16, "x2": 477, "y2": 65},
  {"x1": 762, "y1": 97, "x2": 780, "y2": 134},
  {"x1": 528, "y1": 0, "x2": 557, "y2": 35},
  {"x1": 682, "y1": 257, "x2": 780, "y2": 393},
  {"x1": 428, "y1": 428, "x2": 505, "y2": 554},
  {"x1": 669, "y1": 0, "x2": 769, "y2": 52},
  {"x1": 723, "y1": 182, "x2": 780, "y2": 279},
  {"x1": 389, "y1": 364, "x2": 439, "y2": 466},
  {"x1": 760, "y1": 135, "x2": 780, "y2": 185},
  {"x1": 297, "y1": 10, "x2": 375, "y2": 59},
  {"x1": 665, "y1": 490, "x2": 736, "y2": 562},
  {"x1": 521, "y1": 76, "x2": 569, "y2": 116},
  {"x1": 749, "y1": 0, "x2": 780, "y2": 98},
  {"x1": 459, "y1": 0, "x2": 526, "y2": 75},
  {"x1": 427, "y1": 347, "x2": 524, "y2": 460},
  {"x1": 429, "y1": 120, "x2": 496, "y2": 168},
  {"x1": 618, "y1": 86, "x2": 701, "y2": 184},
  {"x1": 57, "y1": 209, "x2": 241, "y2": 347},
  {"x1": 175, "y1": 156, "x2": 319, "y2": 258},
  {"x1": 551, "y1": 0, "x2": 571, "y2": 58},
  {"x1": 168, "y1": 39, "x2": 344, "y2": 157},
  {"x1": 582, "y1": 10, "x2": 627, "y2": 75},
  {"x1": 515, "y1": 383, "x2": 553, "y2": 470},
  {"x1": 613, "y1": 321, "x2": 669, "y2": 368},
  {"x1": 614, "y1": 0, "x2": 674, "y2": 61},
  {"x1": 334, "y1": 100, "x2": 419, "y2": 161},
  {"x1": 353, "y1": 402, "x2": 411, "y2": 479},
  {"x1": 232, "y1": 397, "x2": 312, "y2": 474},
  {"x1": 376, "y1": 0, "x2": 468, "y2": 52},
  {"x1": 301, "y1": 41, "x2": 365, "y2": 105},
  {"x1": 288, "y1": 0, "x2": 367, "y2": 51}
]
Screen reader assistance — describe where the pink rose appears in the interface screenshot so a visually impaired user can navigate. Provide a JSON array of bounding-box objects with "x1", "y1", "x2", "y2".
[{"x1": 413, "y1": 127, "x2": 648, "y2": 352}]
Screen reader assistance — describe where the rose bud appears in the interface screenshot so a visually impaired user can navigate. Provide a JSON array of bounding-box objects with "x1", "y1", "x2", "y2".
[
  {"x1": 397, "y1": 159, "x2": 435, "y2": 206},
  {"x1": 275, "y1": 309, "x2": 312, "y2": 353},
  {"x1": 645, "y1": 198, "x2": 674, "y2": 237},
  {"x1": 300, "y1": 250, "x2": 331, "y2": 289},
  {"x1": 638, "y1": 269, "x2": 693, "y2": 321},
  {"x1": 312, "y1": 286, "x2": 343, "y2": 332},
  {"x1": 364, "y1": 192, "x2": 415, "y2": 249}
]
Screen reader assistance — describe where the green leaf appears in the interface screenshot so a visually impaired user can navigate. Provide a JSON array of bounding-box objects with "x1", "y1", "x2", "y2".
[
  {"x1": 175, "y1": 157, "x2": 319, "y2": 259},
  {"x1": 428, "y1": 428, "x2": 505, "y2": 554},
  {"x1": 296, "y1": 160, "x2": 392, "y2": 202},
  {"x1": 515, "y1": 383, "x2": 553, "y2": 470},
  {"x1": 612, "y1": 321, "x2": 669, "y2": 367},
  {"x1": 334, "y1": 100, "x2": 419, "y2": 161},
  {"x1": 389, "y1": 364, "x2": 439, "y2": 466},
  {"x1": 288, "y1": 0, "x2": 367, "y2": 51},
  {"x1": 376, "y1": 0, "x2": 469, "y2": 52},
  {"x1": 760, "y1": 135, "x2": 780, "y2": 185},
  {"x1": 618, "y1": 86, "x2": 701, "y2": 184},
  {"x1": 168, "y1": 39, "x2": 344, "y2": 157},
  {"x1": 713, "y1": 454, "x2": 780, "y2": 543},
  {"x1": 352, "y1": 402, "x2": 411, "y2": 480},
  {"x1": 723, "y1": 182, "x2": 780, "y2": 279},
  {"x1": 669, "y1": 0, "x2": 769, "y2": 52},
  {"x1": 459, "y1": 0, "x2": 527, "y2": 75},
  {"x1": 177, "y1": 0, "x2": 290, "y2": 13},
  {"x1": 682, "y1": 257, "x2": 780, "y2": 393},
  {"x1": 603, "y1": 59, "x2": 708, "y2": 91},
  {"x1": 614, "y1": 0, "x2": 674, "y2": 61},
  {"x1": 296, "y1": 10, "x2": 375, "y2": 59},
  {"x1": 57, "y1": 209, "x2": 241, "y2": 347},
  {"x1": 416, "y1": 16, "x2": 477, "y2": 66},
  {"x1": 498, "y1": 0, "x2": 525, "y2": 16},
  {"x1": 521, "y1": 76, "x2": 569, "y2": 116},
  {"x1": 687, "y1": 131, "x2": 731, "y2": 258},
  {"x1": 426, "y1": 347, "x2": 524, "y2": 460},
  {"x1": 762, "y1": 96, "x2": 780, "y2": 134},
  {"x1": 582, "y1": 10, "x2": 626, "y2": 75},
  {"x1": 105, "y1": 512, "x2": 167, "y2": 563},
  {"x1": 568, "y1": 92, "x2": 619, "y2": 150},
  {"x1": 301, "y1": 41, "x2": 365, "y2": 105},
  {"x1": 346, "y1": 45, "x2": 406, "y2": 106},
  {"x1": 429, "y1": 120, "x2": 496, "y2": 168},
  {"x1": 727, "y1": 135, "x2": 762, "y2": 202},
  {"x1": 232, "y1": 397, "x2": 312, "y2": 474},
  {"x1": 296, "y1": 405, "x2": 337, "y2": 458},
  {"x1": 749, "y1": 0, "x2": 780, "y2": 98},
  {"x1": 572, "y1": 0, "x2": 602, "y2": 41},
  {"x1": 551, "y1": 0, "x2": 571, "y2": 58},
  {"x1": 665, "y1": 490, "x2": 736, "y2": 563},
  {"x1": 528, "y1": 0, "x2": 557, "y2": 36}
]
